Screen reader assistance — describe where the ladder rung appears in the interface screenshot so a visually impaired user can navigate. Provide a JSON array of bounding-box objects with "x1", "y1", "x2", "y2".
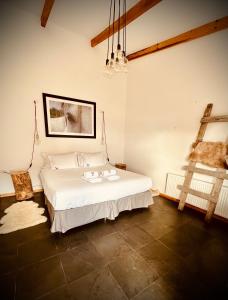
[
  {"x1": 201, "y1": 115, "x2": 228, "y2": 123},
  {"x1": 183, "y1": 166, "x2": 228, "y2": 179},
  {"x1": 177, "y1": 185, "x2": 217, "y2": 203}
]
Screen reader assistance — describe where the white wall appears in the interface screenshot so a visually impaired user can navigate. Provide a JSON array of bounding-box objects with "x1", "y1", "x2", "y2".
[
  {"x1": 124, "y1": 30, "x2": 228, "y2": 192},
  {"x1": 0, "y1": 2, "x2": 127, "y2": 194}
]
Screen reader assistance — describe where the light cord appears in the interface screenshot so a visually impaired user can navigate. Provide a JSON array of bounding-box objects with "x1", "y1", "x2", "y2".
[
  {"x1": 117, "y1": 0, "x2": 120, "y2": 45},
  {"x1": 124, "y1": 0, "x2": 127, "y2": 54},
  {"x1": 28, "y1": 100, "x2": 38, "y2": 170},
  {"x1": 111, "y1": 0, "x2": 116, "y2": 54},
  {"x1": 106, "y1": 0, "x2": 113, "y2": 61},
  {"x1": 102, "y1": 111, "x2": 109, "y2": 162}
]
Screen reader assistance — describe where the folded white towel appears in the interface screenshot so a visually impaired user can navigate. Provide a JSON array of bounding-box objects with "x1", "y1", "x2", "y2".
[
  {"x1": 101, "y1": 170, "x2": 110, "y2": 177},
  {"x1": 109, "y1": 169, "x2": 117, "y2": 175},
  {"x1": 82, "y1": 177, "x2": 102, "y2": 183},
  {"x1": 83, "y1": 171, "x2": 99, "y2": 179},
  {"x1": 101, "y1": 169, "x2": 117, "y2": 177},
  {"x1": 107, "y1": 175, "x2": 120, "y2": 181}
]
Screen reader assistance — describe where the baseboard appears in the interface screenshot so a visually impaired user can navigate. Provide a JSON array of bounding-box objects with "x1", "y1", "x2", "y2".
[
  {"x1": 159, "y1": 192, "x2": 228, "y2": 224},
  {"x1": 0, "y1": 188, "x2": 43, "y2": 198}
]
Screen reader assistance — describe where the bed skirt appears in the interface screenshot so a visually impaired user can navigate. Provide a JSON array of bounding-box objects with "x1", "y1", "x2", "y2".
[{"x1": 45, "y1": 190, "x2": 153, "y2": 233}]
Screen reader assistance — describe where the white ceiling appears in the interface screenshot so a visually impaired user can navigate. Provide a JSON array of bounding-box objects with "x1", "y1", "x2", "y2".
[{"x1": 10, "y1": 0, "x2": 228, "y2": 54}]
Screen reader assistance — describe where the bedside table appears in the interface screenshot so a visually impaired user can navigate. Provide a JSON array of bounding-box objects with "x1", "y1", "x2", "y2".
[{"x1": 115, "y1": 163, "x2": 127, "y2": 170}]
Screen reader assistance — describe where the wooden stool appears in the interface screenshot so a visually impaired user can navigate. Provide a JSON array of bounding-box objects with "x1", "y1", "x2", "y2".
[{"x1": 10, "y1": 170, "x2": 34, "y2": 201}]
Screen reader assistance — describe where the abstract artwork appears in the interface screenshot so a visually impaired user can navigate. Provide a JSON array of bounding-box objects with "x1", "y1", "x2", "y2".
[{"x1": 43, "y1": 93, "x2": 96, "y2": 138}]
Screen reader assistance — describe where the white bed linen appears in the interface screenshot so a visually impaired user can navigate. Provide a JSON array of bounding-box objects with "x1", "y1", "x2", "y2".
[{"x1": 40, "y1": 165, "x2": 152, "y2": 211}]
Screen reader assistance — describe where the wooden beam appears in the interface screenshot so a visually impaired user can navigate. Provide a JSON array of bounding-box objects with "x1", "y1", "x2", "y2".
[
  {"x1": 127, "y1": 16, "x2": 228, "y2": 61},
  {"x1": 201, "y1": 115, "x2": 228, "y2": 123},
  {"x1": 41, "y1": 0, "x2": 55, "y2": 27},
  {"x1": 91, "y1": 0, "x2": 162, "y2": 47}
]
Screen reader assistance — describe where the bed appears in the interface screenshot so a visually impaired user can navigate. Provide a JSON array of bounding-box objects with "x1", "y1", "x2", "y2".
[{"x1": 40, "y1": 164, "x2": 153, "y2": 233}]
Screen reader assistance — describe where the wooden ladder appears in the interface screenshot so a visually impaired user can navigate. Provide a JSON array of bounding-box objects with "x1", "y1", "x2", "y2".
[{"x1": 177, "y1": 103, "x2": 228, "y2": 222}]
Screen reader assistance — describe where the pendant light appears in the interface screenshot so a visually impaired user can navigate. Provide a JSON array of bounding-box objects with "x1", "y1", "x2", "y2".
[{"x1": 104, "y1": 0, "x2": 128, "y2": 75}]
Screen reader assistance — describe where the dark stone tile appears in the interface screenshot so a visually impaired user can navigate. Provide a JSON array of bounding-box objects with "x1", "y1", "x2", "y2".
[
  {"x1": 159, "y1": 222, "x2": 213, "y2": 257},
  {"x1": 91, "y1": 232, "x2": 132, "y2": 263},
  {"x1": 52, "y1": 233, "x2": 69, "y2": 252},
  {"x1": 16, "y1": 256, "x2": 65, "y2": 300},
  {"x1": 111, "y1": 213, "x2": 136, "y2": 232},
  {"x1": 70, "y1": 241, "x2": 106, "y2": 269},
  {"x1": 18, "y1": 236, "x2": 57, "y2": 267},
  {"x1": 66, "y1": 229, "x2": 88, "y2": 249},
  {"x1": 152, "y1": 196, "x2": 178, "y2": 212},
  {"x1": 0, "y1": 231, "x2": 24, "y2": 254},
  {"x1": 109, "y1": 251, "x2": 158, "y2": 299},
  {"x1": 137, "y1": 239, "x2": 186, "y2": 277},
  {"x1": 112, "y1": 207, "x2": 158, "y2": 232},
  {"x1": 69, "y1": 267, "x2": 127, "y2": 300},
  {"x1": 185, "y1": 237, "x2": 228, "y2": 290},
  {"x1": 0, "y1": 273, "x2": 15, "y2": 300},
  {"x1": 189, "y1": 216, "x2": 228, "y2": 243},
  {"x1": 120, "y1": 225, "x2": 155, "y2": 249},
  {"x1": 0, "y1": 196, "x2": 17, "y2": 212},
  {"x1": 128, "y1": 208, "x2": 155, "y2": 224},
  {"x1": 0, "y1": 247, "x2": 17, "y2": 275},
  {"x1": 53, "y1": 228, "x2": 89, "y2": 252},
  {"x1": 133, "y1": 277, "x2": 180, "y2": 300},
  {"x1": 84, "y1": 220, "x2": 116, "y2": 241},
  {"x1": 160, "y1": 269, "x2": 210, "y2": 300},
  {"x1": 18, "y1": 221, "x2": 51, "y2": 241},
  {"x1": 138, "y1": 219, "x2": 173, "y2": 240},
  {"x1": 157, "y1": 210, "x2": 191, "y2": 228},
  {"x1": 39, "y1": 285, "x2": 72, "y2": 300},
  {"x1": 60, "y1": 250, "x2": 94, "y2": 283}
]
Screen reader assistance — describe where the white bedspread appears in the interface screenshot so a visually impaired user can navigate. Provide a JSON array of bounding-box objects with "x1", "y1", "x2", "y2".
[{"x1": 40, "y1": 166, "x2": 152, "y2": 211}]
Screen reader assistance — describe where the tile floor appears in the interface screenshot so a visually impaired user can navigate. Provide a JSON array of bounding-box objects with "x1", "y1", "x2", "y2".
[{"x1": 0, "y1": 193, "x2": 228, "y2": 300}]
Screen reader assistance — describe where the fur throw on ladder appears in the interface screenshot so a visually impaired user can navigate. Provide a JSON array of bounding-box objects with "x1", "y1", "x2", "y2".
[{"x1": 189, "y1": 141, "x2": 228, "y2": 169}]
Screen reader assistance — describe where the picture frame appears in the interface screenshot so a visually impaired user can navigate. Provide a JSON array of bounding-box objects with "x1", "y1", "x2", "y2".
[{"x1": 43, "y1": 93, "x2": 96, "y2": 138}]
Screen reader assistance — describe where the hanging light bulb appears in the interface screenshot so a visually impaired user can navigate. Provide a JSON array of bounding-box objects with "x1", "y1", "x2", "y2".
[
  {"x1": 104, "y1": 0, "x2": 128, "y2": 75},
  {"x1": 116, "y1": 44, "x2": 122, "y2": 59},
  {"x1": 121, "y1": 51, "x2": 128, "y2": 73},
  {"x1": 104, "y1": 58, "x2": 112, "y2": 76},
  {"x1": 109, "y1": 52, "x2": 115, "y2": 71},
  {"x1": 115, "y1": 44, "x2": 122, "y2": 72}
]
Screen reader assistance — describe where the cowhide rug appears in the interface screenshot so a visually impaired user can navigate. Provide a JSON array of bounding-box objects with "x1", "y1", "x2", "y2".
[{"x1": 0, "y1": 201, "x2": 47, "y2": 234}]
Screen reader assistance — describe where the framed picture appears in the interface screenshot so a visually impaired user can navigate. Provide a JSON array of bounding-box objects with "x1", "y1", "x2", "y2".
[{"x1": 43, "y1": 93, "x2": 96, "y2": 138}]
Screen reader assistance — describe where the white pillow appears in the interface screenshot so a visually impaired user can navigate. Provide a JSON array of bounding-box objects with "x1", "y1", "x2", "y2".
[
  {"x1": 48, "y1": 153, "x2": 78, "y2": 170},
  {"x1": 79, "y1": 152, "x2": 107, "y2": 168}
]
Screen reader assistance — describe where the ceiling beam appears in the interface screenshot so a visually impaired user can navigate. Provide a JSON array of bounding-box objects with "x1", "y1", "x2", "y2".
[
  {"x1": 90, "y1": 0, "x2": 162, "y2": 47},
  {"x1": 127, "y1": 16, "x2": 228, "y2": 61},
  {"x1": 41, "y1": 0, "x2": 55, "y2": 27}
]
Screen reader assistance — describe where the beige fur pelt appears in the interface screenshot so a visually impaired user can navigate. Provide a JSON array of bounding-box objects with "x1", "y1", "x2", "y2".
[
  {"x1": 189, "y1": 142, "x2": 228, "y2": 169},
  {"x1": 225, "y1": 156, "x2": 228, "y2": 168}
]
